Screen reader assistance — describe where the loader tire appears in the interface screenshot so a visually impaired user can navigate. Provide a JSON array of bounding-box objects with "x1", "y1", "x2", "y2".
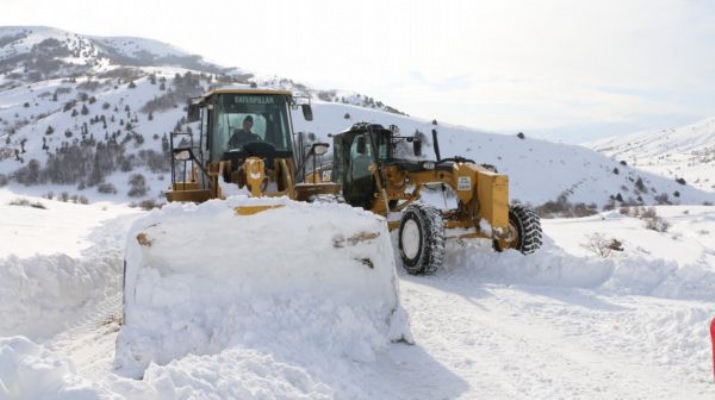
[
  {"x1": 398, "y1": 203, "x2": 445, "y2": 275},
  {"x1": 494, "y1": 204, "x2": 543, "y2": 255}
]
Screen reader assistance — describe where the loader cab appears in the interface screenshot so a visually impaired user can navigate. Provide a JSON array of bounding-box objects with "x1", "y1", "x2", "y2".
[
  {"x1": 168, "y1": 87, "x2": 326, "y2": 202},
  {"x1": 200, "y1": 89, "x2": 299, "y2": 174}
]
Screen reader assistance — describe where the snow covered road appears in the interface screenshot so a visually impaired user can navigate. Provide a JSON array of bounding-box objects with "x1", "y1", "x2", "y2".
[
  {"x1": 400, "y1": 275, "x2": 712, "y2": 399},
  {"x1": 1, "y1": 189, "x2": 714, "y2": 399}
]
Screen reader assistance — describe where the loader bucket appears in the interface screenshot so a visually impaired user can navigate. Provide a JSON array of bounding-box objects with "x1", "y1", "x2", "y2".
[{"x1": 115, "y1": 196, "x2": 411, "y2": 377}]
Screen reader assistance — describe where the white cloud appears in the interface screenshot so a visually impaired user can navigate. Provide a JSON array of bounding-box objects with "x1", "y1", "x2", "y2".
[{"x1": 2, "y1": 0, "x2": 714, "y2": 137}]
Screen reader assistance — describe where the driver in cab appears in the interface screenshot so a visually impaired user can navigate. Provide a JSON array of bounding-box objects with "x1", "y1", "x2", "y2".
[{"x1": 228, "y1": 115, "x2": 262, "y2": 148}]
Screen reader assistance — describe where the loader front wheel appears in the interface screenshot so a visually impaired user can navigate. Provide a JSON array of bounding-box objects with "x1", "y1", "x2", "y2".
[
  {"x1": 398, "y1": 204, "x2": 445, "y2": 275},
  {"x1": 494, "y1": 204, "x2": 543, "y2": 255}
]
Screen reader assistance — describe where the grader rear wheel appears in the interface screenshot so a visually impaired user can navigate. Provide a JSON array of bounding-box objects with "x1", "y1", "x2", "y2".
[{"x1": 494, "y1": 204, "x2": 542, "y2": 255}]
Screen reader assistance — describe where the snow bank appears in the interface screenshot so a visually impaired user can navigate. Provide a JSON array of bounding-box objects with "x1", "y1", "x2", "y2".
[
  {"x1": 115, "y1": 196, "x2": 412, "y2": 377},
  {"x1": 437, "y1": 208, "x2": 715, "y2": 303},
  {"x1": 442, "y1": 240, "x2": 715, "y2": 302},
  {"x1": 0, "y1": 336, "x2": 110, "y2": 399},
  {"x1": 0, "y1": 254, "x2": 121, "y2": 339}
]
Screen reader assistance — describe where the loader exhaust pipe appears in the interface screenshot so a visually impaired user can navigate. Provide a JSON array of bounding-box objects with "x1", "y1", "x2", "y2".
[{"x1": 432, "y1": 129, "x2": 441, "y2": 162}]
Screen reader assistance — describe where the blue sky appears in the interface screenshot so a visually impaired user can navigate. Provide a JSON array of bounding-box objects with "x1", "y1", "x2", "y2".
[{"x1": 2, "y1": 0, "x2": 714, "y2": 142}]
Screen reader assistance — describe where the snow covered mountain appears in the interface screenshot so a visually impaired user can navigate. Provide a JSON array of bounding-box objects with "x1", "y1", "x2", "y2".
[
  {"x1": 0, "y1": 26, "x2": 402, "y2": 206},
  {"x1": 586, "y1": 117, "x2": 715, "y2": 193},
  {"x1": 3, "y1": 26, "x2": 714, "y2": 211}
]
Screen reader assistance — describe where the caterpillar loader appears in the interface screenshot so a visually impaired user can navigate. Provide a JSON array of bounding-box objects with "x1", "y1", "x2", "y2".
[
  {"x1": 329, "y1": 122, "x2": 543, "y2": 275},
  {"x1": 165, "y1": 87, "x2": 340, "y2": 204},
  {"x1": 116, "y1": 90, "x2": 411, "y2": 375}
]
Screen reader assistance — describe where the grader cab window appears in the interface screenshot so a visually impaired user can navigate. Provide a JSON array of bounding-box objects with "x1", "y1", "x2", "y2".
[{"x1": 344, "y1": 134, "x2": 376, "y2": 208}]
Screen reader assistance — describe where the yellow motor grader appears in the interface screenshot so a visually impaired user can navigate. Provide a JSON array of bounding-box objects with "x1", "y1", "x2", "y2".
[
  {"x1": 166, "y1": 87, "x2": 339, "y2": 205},
  {"x1": 329, "y1": 123, "x2": 543, "y2": 274}
]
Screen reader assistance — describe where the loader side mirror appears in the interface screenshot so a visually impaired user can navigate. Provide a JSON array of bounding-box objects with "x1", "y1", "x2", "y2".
[
  {"x1": 174, "y1": 149, "x2": 191, "y2": 161},
  {"x1": 302, "y1": 104, "x2": 313, "y2": 121},
  {"x1": 356, "y1": 136, "x2": 367, "y2": 154},
  {"x1": 187, "y1": 103, "x2": 200, "y2": 122},
  {"x1": 311, "y1": 142, "x2": 329, "y2": 156},
  {"x1": 413, "y1": 139, "x2": 422, "y2": 157}
]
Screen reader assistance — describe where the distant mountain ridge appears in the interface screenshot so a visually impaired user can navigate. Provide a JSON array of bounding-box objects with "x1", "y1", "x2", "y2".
[
  {"x1": 0, "y1": 26, "x2": 403, "y2": 111},
  {"x1": 0, "y1": 26, "x2": 231, "y2": 78},
  {"x1": 586, "y1": 117, "x2": 715, "y2": 192}
]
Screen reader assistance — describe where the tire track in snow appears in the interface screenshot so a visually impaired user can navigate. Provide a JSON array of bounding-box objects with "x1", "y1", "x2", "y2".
[
  {"x1": 42, "y1": 213, "x2": 136, "y2": 381},
  {"x1": 399, "y1": 277, "x2": 712, "y2": 399},
  {"x1": 45, "y1": 291, "x2": 123, "y2": 381}
]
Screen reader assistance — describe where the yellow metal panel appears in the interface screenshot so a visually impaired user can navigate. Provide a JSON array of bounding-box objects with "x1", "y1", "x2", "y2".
[
  {"x1": 244, "y1": 157, "x2": 266, "y2": 197},
  {"x1": 234, "y1": 204, "x2": 284, "y2": 215},
  {"x1": 476, "y1": 172, "x2": 510, "y2": 231},
  {"x1": 453, "y1": 165, "x2": 479, "y2": 204},
  {"x1": 166, "y1": 189, "x2": 213, "y2": 203},
  {"x1": 171, "y1": 182, "x2": 201, "y2": 191}
]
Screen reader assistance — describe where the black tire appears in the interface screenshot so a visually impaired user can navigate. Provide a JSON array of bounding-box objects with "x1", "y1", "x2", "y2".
[
  {"x1": 398, "y1": 203, "x2": 445, "y2": 275},
  {"x1": 494, "y1": 204, "x2": 542, "y2": 255}
]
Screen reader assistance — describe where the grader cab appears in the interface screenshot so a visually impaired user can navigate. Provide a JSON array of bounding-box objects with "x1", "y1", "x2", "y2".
[{"x1": 330, "y1": 123, "x2": 543, "y2": 274}]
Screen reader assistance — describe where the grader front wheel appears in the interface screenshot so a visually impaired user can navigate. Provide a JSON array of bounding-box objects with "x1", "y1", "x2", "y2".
[
  {"x1": 494, "y1": 204, "x2": 543, "y2": 255},
  {"x1": 398, "y1": 204, "x2": 445, "y2": 275}
]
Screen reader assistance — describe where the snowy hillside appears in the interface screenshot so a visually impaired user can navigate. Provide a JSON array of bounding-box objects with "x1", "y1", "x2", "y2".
[
  {"x1": 3, "y1": 26, "x2": 715, "y2": 211},
  {"x1": 0, "y1": 26, "x2": 406, "y2": 205},
  {"x1": 296, "y1": 103, "x2": 715, "y2": 209},
  {"x1": 586, "y1": 117, "x2": 715, "y2": 193},
  {"x1": 1, "y1": 187, "x2": 715, "y2": 399}
]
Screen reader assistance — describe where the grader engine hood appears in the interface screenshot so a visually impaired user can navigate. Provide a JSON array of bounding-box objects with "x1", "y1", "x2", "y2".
[{"x1": 456, "y1": 165, "x2": 511, "y2": 236}]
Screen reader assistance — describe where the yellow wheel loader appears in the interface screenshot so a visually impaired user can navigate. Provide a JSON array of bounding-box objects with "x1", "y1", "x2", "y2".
[
  {"x1": 329, "y1": 123, "x2": 543, "y2": 275},
  {"x1": 166, "y1": 88, "x2": 340, "y2": 204},
  {"x1": 116, "y1": 91, "x2": 411, "y2": 375}
]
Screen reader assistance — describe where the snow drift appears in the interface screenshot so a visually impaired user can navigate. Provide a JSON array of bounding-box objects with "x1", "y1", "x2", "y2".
[
  {"x1": 0, "y1": 336, "x2": 109, "y2": 400},
  {"x1": 0, "y1": 254, "x2": 122, "y2": 339},
  {"x1": 115, "y1": 196, "x2": 412, "y2": 376}
]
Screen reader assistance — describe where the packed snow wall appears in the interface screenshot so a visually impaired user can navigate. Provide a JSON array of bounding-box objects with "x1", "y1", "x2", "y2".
[{"x1": 115, "y1": 196, "x2": 412, "y2": 377}]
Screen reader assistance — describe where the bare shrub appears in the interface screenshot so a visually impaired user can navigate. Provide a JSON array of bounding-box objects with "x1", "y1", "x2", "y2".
[
  {"x1": 70, "y1": 195, "x2": 89, "y2": 205},
  {"x1": 536, "y1": 194, "x2": 598, "y2": 218},
  {"x1": 644, "y1": 214, "x2": 670, "y2": 232},
  {"x1": 128, "y1": 174, "x2": 148, "y2": 197},
  {"x1": 97, "y1": 183, "x2": 118, "y2": 194},
  {"x1": 582, "y1": 233, "x2": 623, "y2": 258},
  {"x1": 130, "y1": 199, "x2": 161, "y2": 210},
  {"x1": 654, "y1": 193, "x2": 671, "y2": 205},
  {"x1": 619, "y1": 205, "x2": 669, "y2": 232},
  {"x1": 8, "y1": 198, "x2": 46, "y2": 209}
]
